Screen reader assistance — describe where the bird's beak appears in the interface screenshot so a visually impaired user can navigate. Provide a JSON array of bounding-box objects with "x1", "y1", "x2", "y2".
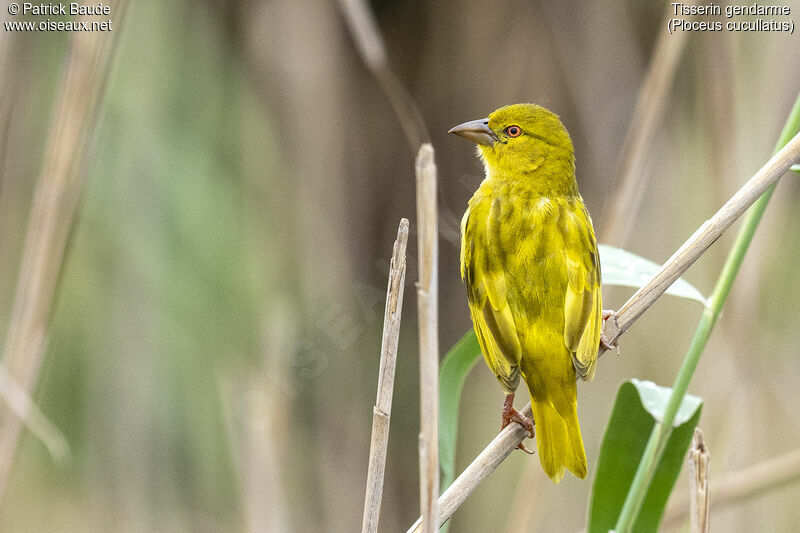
[{"x1": 448, "y1": 118, "x2": 498, "y2": 147}]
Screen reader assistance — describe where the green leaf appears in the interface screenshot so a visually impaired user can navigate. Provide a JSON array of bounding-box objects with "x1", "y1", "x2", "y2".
[
  {"x1": 791, "y1": 163, "x2": 800, "y2": 172},
  {"x1": 438, "y1": 330, "x2": 481, "y2": 491},
  {"x1": 599, "y1": 244, "x2": 707, "y2": 305},
  {"x1": 588, "y1": 380, "x2": 703, "y2": 533}
]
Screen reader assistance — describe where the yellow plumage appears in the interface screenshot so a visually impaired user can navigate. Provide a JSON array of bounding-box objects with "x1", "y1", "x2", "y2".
[{"x1": 451, "y1": 104, "x2": 602, "y2": 483}]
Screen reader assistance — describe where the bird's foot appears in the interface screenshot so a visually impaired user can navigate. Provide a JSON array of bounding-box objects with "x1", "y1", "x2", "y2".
[
  {"x1": 601, "y1": 310, "x2": 620, "y2": 354},
  {"x1": 501, "y1": 393, "x2": 535, "y2": 452}
]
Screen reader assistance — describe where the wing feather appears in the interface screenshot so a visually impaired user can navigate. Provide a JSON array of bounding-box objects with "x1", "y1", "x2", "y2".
[
  {"x1": 461, "y1": 196, "x2": 522, "y2": 392},
  {"x1": 561, "y1": 203, "x2": 602, "y2": 381}
]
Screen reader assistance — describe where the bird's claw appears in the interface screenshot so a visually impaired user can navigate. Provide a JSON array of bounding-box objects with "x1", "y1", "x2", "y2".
[
  {"x1": 601, "y1": 309, "x2": 620, "y2": 353},
  {"x1": 503, "y1": 409, "x2": 534, "y2": 439},
  {"x1": 600, "y1": 335, "x2": 618, "y2": 351},
  {"x1": 501, "y1": 394, "x2": 535, "y2": 440},
  {"x1": 517, "y1": 441, "x2": 535, "y2": 455}
]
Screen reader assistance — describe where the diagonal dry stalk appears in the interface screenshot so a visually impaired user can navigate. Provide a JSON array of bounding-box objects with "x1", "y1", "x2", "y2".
[
  {"x1": 0, "y1": 365, "x2": 69, "y2": 464},
  {"x1": 335, "y1": 0, "x2": 429, "y2": 151},
  {"x1": 601, "y1": 130, "x2": 800, "y2": 343},
  {"x1": 406, "y1": 407, "x2": 532, "y2": 533},
  {"x1": 406, "y1": 131, "x2": 800, "y2": 532},
  {"x1": 416, "y1": 144, "x2": 439, "y2": 533},
  {"x1": 0, "y1": 4, "x2": 127, "y2": 504},
  {"x1": 688, "y1": 429, "x2": 710, "y2": 533},
  {"x1": 600, "y1": 4, "x2": 692, "y2": 245},
  {"x1": 361, "y1": 218, "x2": 410, "y2": 533}
]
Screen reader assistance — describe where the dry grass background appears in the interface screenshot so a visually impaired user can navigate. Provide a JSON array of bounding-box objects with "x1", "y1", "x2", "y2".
[{"x1": 1, "y1": 1, "x2": 800, "y2": 531}]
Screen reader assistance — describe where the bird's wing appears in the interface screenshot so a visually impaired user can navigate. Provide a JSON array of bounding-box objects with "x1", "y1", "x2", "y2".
[
  {"x1": 461, "y1": 197, "x2": 522, "y2": 391},
  {"x1": 561, "y1": 203, "x2": 602, "y2": 381}
]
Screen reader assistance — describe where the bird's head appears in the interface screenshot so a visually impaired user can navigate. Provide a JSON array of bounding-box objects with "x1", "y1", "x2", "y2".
[{"x1": 449, "y1": 103, "x2": 575, "y2": 181}]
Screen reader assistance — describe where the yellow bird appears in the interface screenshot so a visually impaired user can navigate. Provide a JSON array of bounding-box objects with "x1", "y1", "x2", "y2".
[{"x1": 450, "y1": 103, "x2": 610, "y2": 483}]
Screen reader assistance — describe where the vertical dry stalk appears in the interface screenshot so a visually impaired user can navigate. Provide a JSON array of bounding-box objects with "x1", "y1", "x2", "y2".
[
  {"x1": 600, "y1": 5, "x2": 691, "y2": 245},
  {"x1": 361, "y1": 218, "x2": 410, "y2": 533},
  {"x1": 0, "y1": 17, "x2": 11, "y2": 169},
  {"x1": 506, "y1": 458, "x2": 544, "y2": 533},
  {"x1": 689, "y1": 428, "x2": 710, "y2": 533},
  {"x1": 415, "y1": 144, "x2": 439, "y2": 533},
  {"x1": 222, "y1": 375, "x2": 293, "y2": 533},
  {"x1": 0, "y1": 26, "x2": 12, "y2": 225},
  {"x1": 663, "y1": 448, "x2": 800, "y2": 526},
  {"x1": 0, "y1": 6, "x2": 125, "y2": 503},
  {"x1": 223, "y1": 307, "x2": 297, "y2": 533},
  {"x1": 335, "y1": 0, "x2": 429, "y2": 151}
]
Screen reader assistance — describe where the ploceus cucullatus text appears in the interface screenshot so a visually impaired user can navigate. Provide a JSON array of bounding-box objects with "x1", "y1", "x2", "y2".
[{"x1": 450, "y1": 103, "x2": 611, "y2": 483}]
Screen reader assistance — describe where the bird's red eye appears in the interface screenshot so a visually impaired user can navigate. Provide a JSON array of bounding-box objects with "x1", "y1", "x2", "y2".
[{"x1": 506, "y1": 125, "x2": 522, "y2": 137}]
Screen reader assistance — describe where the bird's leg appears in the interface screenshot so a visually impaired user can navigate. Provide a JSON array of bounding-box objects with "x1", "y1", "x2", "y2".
[
  {"x1": 600, "y1": 310, "x2": 620, "y2": 352},
  {"x1": 501, "y1": 393, "x2": 535, "y2": 453},
  {"x1": 501, "y1": 394, "x2": 532, "y2": 433}
]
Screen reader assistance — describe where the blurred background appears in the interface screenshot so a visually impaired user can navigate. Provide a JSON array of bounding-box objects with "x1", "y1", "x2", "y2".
[{"x1": 1, "y1": 0, "x2": 800, "y2": 531}]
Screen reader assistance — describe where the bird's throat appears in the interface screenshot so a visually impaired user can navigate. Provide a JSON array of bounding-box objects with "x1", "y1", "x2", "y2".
[{"x1": 481, "y1": 156, "x2": 579, "y2": 198}]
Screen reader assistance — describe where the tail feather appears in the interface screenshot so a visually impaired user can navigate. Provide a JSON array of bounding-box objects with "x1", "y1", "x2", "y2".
[{"x1": 530, "y1": 395, "x2": 587, "y2": 483}]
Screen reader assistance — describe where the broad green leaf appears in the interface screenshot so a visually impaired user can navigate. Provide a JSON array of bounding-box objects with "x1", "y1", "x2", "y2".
[
  {"x1": 599, "y1": 244, "x2": 707, "y2": 305},
  {"x1": 588, "y1": 380, "x2": 703, "y2": 533},
  {"x1": 438, "y1": 330, "x2": 481, "y2": 491},
  {"x1": 791, "y1": 163, "x2": 800, "y2": 172}
]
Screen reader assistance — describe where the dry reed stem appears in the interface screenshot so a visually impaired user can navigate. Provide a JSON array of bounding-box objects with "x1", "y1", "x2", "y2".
[
  {"x1": 600, "y1": 5, "x2": 692, "y2": 245},
  {"x1": 406, "y1": 406, "x2": 531, "y2": 533},
  {"x1": 416, "y1": 145, "x2": 439, "y2": 533},
  {"x1": 0, "y1": 15, "x2": 11, "y2": 169},
  {"x1": 335, "y1": 0, "x2": 429, "y2": 151},
  {"x1": 0, "y1": 366, "x2": 69, "y2": 464},
  {"x1": 405, "y1": 131, "x2": 800, "y2": 531},
  {"x1": 221, "y1": 371, "x2": 293, "y2": 533},
  {"x1": 663, "y1": 447, "x2": 800, "y2": 527},
  {"x1": 0, "y1": 6, "x2": 125, "y2": 503},
  {"x1": 222, "y1": 307, "x2": 297, "y2": 533},
  {"x1": 361, "y1": 218, "x2": 410, "y2": 533},
  {"x1": 689, "y1": 428, "x2": 710, "y2": 533},
  {"x1": 506, "y1": 454, "x2": 543, "y2": 533},
  {"x1": 602, "y1": 130, "x2": 800, "y2": 344}
]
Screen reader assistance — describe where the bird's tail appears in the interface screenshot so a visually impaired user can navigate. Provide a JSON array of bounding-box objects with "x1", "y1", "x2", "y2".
[{"x1": 527, "y1": 380, "x2": 587, "y2": 483}]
